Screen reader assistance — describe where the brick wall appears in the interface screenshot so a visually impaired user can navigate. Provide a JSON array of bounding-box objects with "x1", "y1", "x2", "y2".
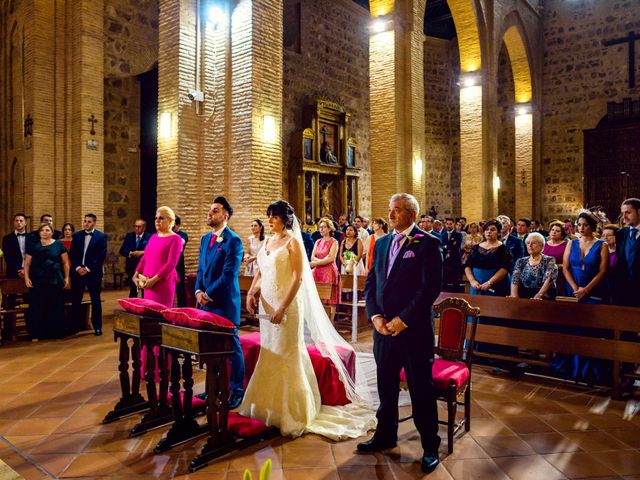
[
  {"x1": 282, "y1": 0, "x2": 371, "y2": 217},
  {"x1": 424, "y1": 36, "x2": 460, "y2": 218},
  {"x1": 541, "y1": 0, "x2": 640, "y2": 222}
]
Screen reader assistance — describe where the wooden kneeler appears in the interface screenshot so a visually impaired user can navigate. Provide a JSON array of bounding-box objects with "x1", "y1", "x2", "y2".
[{"x1": 155, "y1": 322, "x2": 278, "y2": 472}]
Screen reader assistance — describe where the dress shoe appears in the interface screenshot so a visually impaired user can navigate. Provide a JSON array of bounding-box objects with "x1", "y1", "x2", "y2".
[
  {"x1": 356, "y1": 437, "x2": 397, "y2": 452},
  {"x1": 228, "y1": 391, "x2": 244, "y2": 410},
  {"x1": 195, "y1": 392, "x2": 208, "y2": 401},
  {"x1": 421, "y1": 452, "x2": 440, "y2": 473},
  {"x1": 94, "y1": 329, "x2": 103, "y2": 336}
]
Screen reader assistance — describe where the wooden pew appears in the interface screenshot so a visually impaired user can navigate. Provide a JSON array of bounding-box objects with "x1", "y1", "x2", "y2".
[
  {"x1": 0, "y1": 278, "x2": 29, "y2": 341},
  {"x1": 334, "y1": 274, "x2": 369, "y2": 341},
  {"x1": 436, "y1": 292, "x2": 640, "y2": 398}
]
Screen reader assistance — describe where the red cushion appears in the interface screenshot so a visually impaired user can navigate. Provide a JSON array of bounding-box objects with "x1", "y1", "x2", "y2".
[
  {"x1": 400, "y1": 360, "x2": 469, "y2": 390},
  {"x1": 165, "y1": 391, "x2": 206, "y2": 410},
  {"x1": 161, "y1": 308, "x2": 235, "y2": 330},
  {"x1": 117, "y1": 297, "x2": 167, "y2": 317},
  {"x1": 439, "y1": 308, "x2": 466, "y2": 351},
  {"x1": 228, "y1": 412, "x2": 269, "y2": 437}
]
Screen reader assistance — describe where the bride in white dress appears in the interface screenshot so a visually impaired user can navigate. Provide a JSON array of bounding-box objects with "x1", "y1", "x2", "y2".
[{"x1": 239, "y1": 201, "x2": 376, "y2": 440}]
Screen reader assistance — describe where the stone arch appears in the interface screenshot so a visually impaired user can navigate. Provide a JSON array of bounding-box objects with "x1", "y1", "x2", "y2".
[{"x1": 497, "y1": 15, "x2": 535, "y2": 220}]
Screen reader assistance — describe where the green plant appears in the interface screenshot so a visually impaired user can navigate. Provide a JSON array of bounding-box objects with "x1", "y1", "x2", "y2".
[{"x1": 243, "y1": 458, "x2": 272, "y2": 480}]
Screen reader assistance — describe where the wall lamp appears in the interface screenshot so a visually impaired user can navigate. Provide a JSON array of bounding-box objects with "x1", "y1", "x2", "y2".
[
  {"x1": 515, "y1": 102, "x2": 533, "y2": 116},
  {"x1": 458, "y1": 71, "x2": 481, "y2": 88},
  {"x1": 370, "y1": 15, "x2": 393, "y2": 34},
  {"x1": 159, "y1": 111, "x2": 172, "y2": 139}
]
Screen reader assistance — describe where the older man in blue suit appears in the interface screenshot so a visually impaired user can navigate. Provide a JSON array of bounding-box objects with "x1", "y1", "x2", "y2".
[{"x1": 195, "y1": 196, "x2": 245, "y2": 409}]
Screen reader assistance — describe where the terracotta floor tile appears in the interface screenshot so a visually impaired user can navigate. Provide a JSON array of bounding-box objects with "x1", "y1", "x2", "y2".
[
  {"x1": 539, "y1": 413, "x2": 596, "y2": 432},
  {"x1": 226, "y1": 468, "x2": 284, "y2": 480},
  {"x1": 226, "y1": 444, "x2": 282, "y2": 471},
  {"x1": 383, "y1": 438, "x2": 426, "y2": 464},
  {"x1": 544, "y1": 452, "x2": 618, "y2": 478},
  {"x1": 2, "y1": 435, "x2": 45, "y2": 452},
  {"x1": 332, "y1": 438, "x2": 387, "y2": 466},
  {"x1": 336, "y1": 465, "x2": 395, "y2": 480},
  {"x1": 443, "y1": 458, "x2": 510, "y2": 480},
  {"x1": 519, "y1": 432, "x2": 582, "y2": 454},
  {"x1": 581, "y1": 413, "x2": 637, "y2": 430},
  {"x1": 500, "y1": 415, "x2": 556, "y2": 434},
  {"x1": 468, "y1": 417, "x2": 513, "y2": 436},
  {"x1": 52, "y1": 414, "x2": 106, "y2": 434},
  {"x1": 605, "y1": 428, "x2": 640, "y2": 448},
  {"x1": 282, "y1": 443, "x2": 334, "y2": 469},
  {"x1": 493, "y1": 455, "x2": 566, "y2": 480},
  {"x1": 439, "y1": 435, "x2": 489, "y2": 461},
  {"x1": 28, "y1": 453, "x2": 76, "y2": 477},
  {"x1": 27, "y1": 433, "x2": 94, "y2": 454},
  {"x1": 60, "y1": 451, "x2": 130, "y2": 477},
  {"x1": 282, "y1": 467, "x2": 339, "y2": 480},
  {"x1": 172, "y1": 472, "x2": 226, "y2": 480},
  {"x1": 388, "y1": 461, "x2": 455, "y2": 479},
  {"x1": 122, "y1": 451, "x2": 175, "y2": 476},
  {"x1": 473, "y1": 435, "x2": 536, "y2": 457},
  {"x1": 562, "y1": 430, "x2": 634, "y2": 452},
  {"x1": 2, "y1": 452, "x2": 48, "y2": 480},
  {"x1": 477, "y1": 401, "x2": 529, "y2": 417},
  {"x1": 596, "y1": 450, "x2": 640, "y2": 476}
]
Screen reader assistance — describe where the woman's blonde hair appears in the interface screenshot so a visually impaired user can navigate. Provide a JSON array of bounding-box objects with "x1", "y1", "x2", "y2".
[
  {"x1": 318, "y1": 217, "x2": 335, "y2": 232},
  {"x1": 156, "y1": 206, "x2": 176, "y2": 229}
]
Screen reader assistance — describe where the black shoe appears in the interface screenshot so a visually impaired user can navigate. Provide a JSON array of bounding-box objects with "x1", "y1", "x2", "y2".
[
  {"x1": 421, "y1": 452, "x2": 439, "y2": 473},
  {"x1": 195, "y1": 392, "x2": 208, "y2": 401},
  {"x1": 228, "y1": 391, "x2": 244, "y2": 410},
  {"x1": 356, "y1": 437, "x2": 397, "y2": 452},
  {"x1": 94, "y1": 329, "x2": 102, "y2": 336}
]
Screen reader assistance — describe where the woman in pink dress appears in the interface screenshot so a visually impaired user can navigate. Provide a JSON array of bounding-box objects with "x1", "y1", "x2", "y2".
[
  {"x1": 133, "y1": 206, "x2": 184, "y2": 307},
  {"x1": 310, "y1": 218, "x2": 340, "y2": 315},
  {"x1": 543, "y1": 221, "x2": 568, "y2": 295}
]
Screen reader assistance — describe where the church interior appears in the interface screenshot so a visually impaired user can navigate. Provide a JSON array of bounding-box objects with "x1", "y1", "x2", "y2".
[{"x1": 1, "y1": 0, "x2": 640, "y2": 478}]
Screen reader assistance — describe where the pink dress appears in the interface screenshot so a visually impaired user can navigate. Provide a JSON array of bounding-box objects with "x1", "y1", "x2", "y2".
[
  {"x1": 136, "y1": 233, "x2": 184, "y2": 307},
  {"x1": 312, "y1": 238, "x2": 341, "y2": 305}
]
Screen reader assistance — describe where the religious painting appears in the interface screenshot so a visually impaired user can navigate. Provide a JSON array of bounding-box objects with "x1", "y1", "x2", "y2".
[
  {"x1": 304, "y1": 137, "x2": 313, "y2": 160},
  {"x1": 319, "y1": 123, "x2": 339, "y2": 165}
]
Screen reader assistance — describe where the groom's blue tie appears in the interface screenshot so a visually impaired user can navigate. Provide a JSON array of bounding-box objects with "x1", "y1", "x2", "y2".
[{"x1": 387, "y1": 233, "x2": 406, "y2": 277}]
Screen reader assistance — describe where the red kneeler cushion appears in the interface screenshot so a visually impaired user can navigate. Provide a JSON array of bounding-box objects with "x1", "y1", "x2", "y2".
[
  {"x1": 228, "y1": 412, "x2": 269, "y2": 437},
  {"x1": 117, "y1": 298, "x2": 167, "y2": 316},
  {"x1": 400, "y1": 360, "x2": 469, "y2": 391},
  {"x1": 161, "y1": 308, "x2": 236, "y2": 330}
]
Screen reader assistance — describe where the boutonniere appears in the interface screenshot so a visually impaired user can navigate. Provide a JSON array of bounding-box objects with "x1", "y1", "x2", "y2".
[
  {"x1": 216, "y1": 233, "x2": 224, "y2": 243},
  {"x1": 406, "y1": 233, "x2": 425, "y2": 245}
]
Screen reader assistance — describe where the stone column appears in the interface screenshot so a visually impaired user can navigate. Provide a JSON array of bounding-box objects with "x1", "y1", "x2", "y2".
[{"x1": 369, "y1": 0, "x2": 426, "y2": 218}]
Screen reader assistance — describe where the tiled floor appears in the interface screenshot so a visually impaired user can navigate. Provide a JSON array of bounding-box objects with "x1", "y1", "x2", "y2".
[{"x1": 0, "y1": 289, "x2": 639, "y2": 479}]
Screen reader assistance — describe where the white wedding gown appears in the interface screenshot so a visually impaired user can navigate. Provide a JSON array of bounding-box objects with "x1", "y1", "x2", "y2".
[{"x1": 238, "y1": 239, "x2": 376, "y2": 440}]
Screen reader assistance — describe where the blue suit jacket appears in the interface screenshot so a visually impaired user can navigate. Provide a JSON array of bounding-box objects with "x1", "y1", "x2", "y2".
[
  {"x1": 2, "y1": 233, "x2": 24, "y2": 277},
  {"x1": 119, "y1": 231, "x2": 151, "y2": 275},
  {"x1": 504, "y1": 234, "x2": 525, "y2": 268},
  {"x1": 70, "y1": 230, "x2": 108, "y2": 277},
  {"x1": 364, "y1": 227, "x2": 442, "y2": 352},
  {"x1": 195, "y1": 227, "x2": 243, "y2": 325}
]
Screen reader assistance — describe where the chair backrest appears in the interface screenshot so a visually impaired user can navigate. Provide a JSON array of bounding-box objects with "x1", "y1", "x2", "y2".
[
  {"x1": 433, "y1": 297, "x2": 480, "y2": 368},
  {"x1": 339, "y1": 274, "x2": 366, "y2": 290},
  {"x1": 315, "y1": 283, "x2": 333, "y2": 301}
]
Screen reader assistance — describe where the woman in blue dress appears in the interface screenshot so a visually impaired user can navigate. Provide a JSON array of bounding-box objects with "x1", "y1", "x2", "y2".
[{"x1": 559, "y1": 211, "x2": 610, "y2": 383}]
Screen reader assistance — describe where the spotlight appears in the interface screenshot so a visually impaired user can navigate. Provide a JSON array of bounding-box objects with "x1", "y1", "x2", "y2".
[
  {"x1": 369, "y1": 15, "x2": 393, "y2": 34},
  {"x1": 516, "y1": 104, "x2": 531, "y2": 116}
]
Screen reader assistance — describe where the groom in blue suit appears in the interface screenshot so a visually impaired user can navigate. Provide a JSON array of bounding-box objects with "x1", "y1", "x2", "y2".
[
  {"x1": 361, "y1": 193, "x2": 443, "y2": 473},
  {"x1": 195, "y1": 196, "x2": 245, "y2": 409}
]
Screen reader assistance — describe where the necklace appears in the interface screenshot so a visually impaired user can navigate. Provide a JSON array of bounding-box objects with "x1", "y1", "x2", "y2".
[{"x1": 266, "y1": 233, "x2": 288, "y2": 255}]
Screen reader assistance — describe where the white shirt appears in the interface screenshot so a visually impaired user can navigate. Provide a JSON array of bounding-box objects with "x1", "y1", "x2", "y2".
[
  {"x1": 14, "y1": 230, "x2": 26, "y2": 257},
  {"x1": 630, "y1": 226, "x2": 640, "y2": 240},
  {"x1": 79, "y1": 229, "x2": 95, "y2": 272},
  {"x1": 357, "y1": 227, "x2": 370, "y2": 243}
]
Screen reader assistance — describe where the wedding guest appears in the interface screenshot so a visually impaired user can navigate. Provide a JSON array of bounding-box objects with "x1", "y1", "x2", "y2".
[
  {"x1": 510, "y1": 232, "x2": 558, "y2": 300},
  {"x1": 363, "y1": 217, "x2": 374, "y2": 235},
  {"x1": 497, "y1": 215, "x2": 525, "y2": 265},
  {"x1": 132, "y1": 206, "x2": 183, "y2": 307},
  {"x1": 543, "y1": 221, "x2": 568, "y2": 294},
  {"x1": 70, "y1": 213, "x2": 107, "y2": 336},
  {"x1": 339, "y1": 224, "x2": 365, "y2": 275},
  {"x1": 531, "y1": 220, "x2": 548, "y2": 237},
  {"x1": 23, "y1": 223, "x2": 70, "y2": 340},
  {"x1": 612, "y1": 198, "x2": 640, "y2": 307},
  {"x1": 515, "y1": 218, "x2": 531, "y2": 241},
  {"x1": 465, "y1": 219, "x2": 513, "y2": 296},
  {"x1": 2, "y1": 213, "x2": 28, "y2": 279},
  {"x1": 354, "y1": 215, "x2": 370, "y2": 243},
  {"x1": 422, "y1": 215, "x2": 434, "y2": 235},
  {"x1": 601, "y1": 224, "x2": 619, "y2": 268},
  {"x1": 432, "y1": 219, "x2": 444, "y2": 238},
  {"x1": 561, "y1": 211, "x2": 609, "y2": 383},
  {"x1": 172, "y1": 216, "x2": 189, "y2": 307},
  {"x1": 28, "y1": 214, "x2": 62, "y2": 247},
  {"x1": 441, "y1": 218, "x2": 464, "y2": 292},
  {"x1": 462, "y1": 222, "x2": 483, "y2": 264},
  {"x1": 60, "y1": 223, "x2": 75, "y2": 254},
  {"x1": 365, "y1": 217, "x2": 388, "y2": 271},
  {"x1": 310, "y1": 218, "x2": 340, "y2": 311},
  {"x1": 244, "y1": 219, "x2": 265, "y2": 276},
  {"x1": 119, "y1": 219, "x2": 151, "y2": 298}
]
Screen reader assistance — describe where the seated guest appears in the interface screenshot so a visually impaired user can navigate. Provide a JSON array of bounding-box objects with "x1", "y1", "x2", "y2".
[
  {"x1": 119, "y1": 219, "x2": 151, "y2": 298},
  {"x1": 310, "y1": 218, "x2": 340, "y2": 315},
  {"x1": 244, "y1": 219, "x2": 265, "y2": 276},
  {"x1": 339, "y1": 224, "x2": 365, "y2": 275},
  {"x1": 365, "y1": 217, "x2": 388, "y2": 271},
  {"x1": 23, "y1": 223, "x2": 70, "y2": 340},
  {"x1": 510, "y1": 232, "x2": 558, "y2": 300},
  {"x1": 132, "y1": 207, "x2": 183, "y2": 308},
  {"x1": 465, "y1": 219, "x2": 513, "y2": 296}
]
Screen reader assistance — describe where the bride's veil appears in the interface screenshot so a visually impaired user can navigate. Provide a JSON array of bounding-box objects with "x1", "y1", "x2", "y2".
[{"x1": 290, "y1": 217, "x2": 366, "y2": 405}]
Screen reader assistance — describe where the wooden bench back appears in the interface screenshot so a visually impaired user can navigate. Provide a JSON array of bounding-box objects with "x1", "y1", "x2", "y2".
[
  {"x1": 0, "y1": 278, "x2": 29, "y2": 296},
  {"x1": 238, "y1": 275, "x2": 254, "y2": 292},
  {"x1": 340, "y1": 274, "x2": 366, "y2": 291},
  {"x1": 315, "y1": 283, "x2": 333, "y2": 301}
]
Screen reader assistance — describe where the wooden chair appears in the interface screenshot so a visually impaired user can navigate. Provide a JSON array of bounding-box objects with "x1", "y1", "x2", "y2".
[
  {"x1": 0, "y1": 278, "x2": 30, "y2": 341},
  {"x1": 400, "y1": 296, "x2": 480, "y2": 453}
]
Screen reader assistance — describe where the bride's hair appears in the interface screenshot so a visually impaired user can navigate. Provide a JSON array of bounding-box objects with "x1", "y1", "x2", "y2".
[{"x1": 266, "y1": 200, "x2": 294, "y2": 229}]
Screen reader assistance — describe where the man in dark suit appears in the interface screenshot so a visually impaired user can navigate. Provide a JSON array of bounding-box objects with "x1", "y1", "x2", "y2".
[
  {"x1": 2, "y1": 213, "x2": 28, "y2": 279},
  {"x1": 613, "y1": 198, "x2": 640, "y2": 307},
  {"x1": 498, "y1": 215, "x2": 524, "y2": 268},
  {"x1": 441, "y1": 217, "x2": 464, "y2": 292},
  {"x1": 195, "y1": 197, "x2": 245, "y2": 409},
  {"x1": 119, "y1": 219, "x2": 151, "y2": 298},
  {"x1": 70, "y1": 213, "x2": 107, "y2": 336},
  {"x1": 515, "y1": 218, "x2": 531, "y2": 242},
  {"x1": 360, "y1": 193, "x2": 443, "y2": 473},
  {"x1": 172, "y1": 216, "x2": 189, "y2": 307}
]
